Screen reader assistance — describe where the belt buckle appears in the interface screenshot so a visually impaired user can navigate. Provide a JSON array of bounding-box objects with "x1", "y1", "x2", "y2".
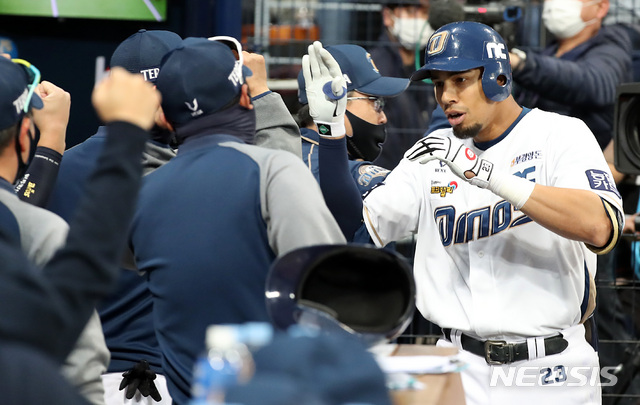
[{"x1": 484, "y1": 340, "x2": 508, "y2": 365}]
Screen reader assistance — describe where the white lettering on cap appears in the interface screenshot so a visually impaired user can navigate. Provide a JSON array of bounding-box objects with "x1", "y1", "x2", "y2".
[
  {"x1": 140, "y1": 68, "x2": 160, "y2": 81},
  {"x1": 228, "y1": 63, "x2": 242, "y2": 87},
  {"x1": 185, "y1": 98, "x2": 203, "y2": 117},
  {"x1": 13, "y1": 88, "x2": 29, "y2": 114}
]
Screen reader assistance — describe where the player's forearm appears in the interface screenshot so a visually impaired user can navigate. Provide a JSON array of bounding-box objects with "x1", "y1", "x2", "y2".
[
  {"x1": 520, "y1": 185, "x2": 613, "y2": 247},
  {"x1": 318, "y1": 136, "x2": 365, "y2": 240},
  {"x1": 37, "y1": 128, "x2": 67, "y2": 154}
]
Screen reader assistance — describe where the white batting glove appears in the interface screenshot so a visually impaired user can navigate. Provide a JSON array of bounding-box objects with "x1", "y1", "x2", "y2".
[
  {"x1": 405, "y1": 135, "x2": 493, "y2": 188},
  {"x1": 302, "y1": 41, "x2": 347, "y2": 137},
  {"x1": 405, "y1": 135, "x2": 535, "y2": 209}
]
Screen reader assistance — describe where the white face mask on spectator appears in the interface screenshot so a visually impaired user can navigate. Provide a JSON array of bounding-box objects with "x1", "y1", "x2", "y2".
[
  {"x1": 391, "y1": 16, "x2": 434, "y2": 50},
  {"x1": 542, "y1": 0, "x2": 600, "y2": 39}
]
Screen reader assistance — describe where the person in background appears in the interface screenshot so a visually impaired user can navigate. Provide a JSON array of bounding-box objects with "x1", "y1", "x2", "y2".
[
  {"x1": 509, "y1": 0, "x2": 631, "y2": 151},
  {"x1": 0, "y1": 56, "x2": 111, "y2": 405},
  {"x1": 0, "y1": 66, "x2": 161, "y2": 404},
  {"x1": 47, "y1": 29, "x2": 183, "y2": 405},
  {"x1": 129, "y1": 37, "x2": 345, "y2": 405},
  {"x1": 296, "y1": 43, "x2": 408, "y2": 199},
  {"x1": 509, "y1": 0, "x2": 633, "y2": 386},
  {"x1": 369, "y1": 0, "x2": 436, "y2": 170},
  {"x1": 312, "y1": 19, "x2": 623, "y2": 403}
]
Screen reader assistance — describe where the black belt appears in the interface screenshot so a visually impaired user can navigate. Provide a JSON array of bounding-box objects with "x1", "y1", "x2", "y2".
[{"x1": 442, "y1": 328, "x2": 569, "y2": 365}]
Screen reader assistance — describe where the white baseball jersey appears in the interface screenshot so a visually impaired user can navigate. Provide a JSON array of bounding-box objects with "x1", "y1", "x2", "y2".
[{"x1": 363, "y1": 108, "x2": 623, "y2": 339}]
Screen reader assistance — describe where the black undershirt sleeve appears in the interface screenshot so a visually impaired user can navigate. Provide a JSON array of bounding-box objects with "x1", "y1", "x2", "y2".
[
  {"x1": 318, "y1": 136, "x2": 367, "y2": 241},
  {"x1": 14, "y1": 146, "x2": 63, "y2": 208}
]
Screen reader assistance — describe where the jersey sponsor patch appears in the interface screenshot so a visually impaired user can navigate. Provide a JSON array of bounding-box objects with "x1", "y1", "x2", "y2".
[
  {"x1": 431, "y1": 181, "x2": 458, "y2": 197},
  {"x1": 357, "y1": 165, "x2": 389, "y2": 187},
  {"x1": 586, "y1": 169, "x2": 621, "y2": 198},
  {"x1": 510, "y1": 150, "x2": 541, "y2": 167}
]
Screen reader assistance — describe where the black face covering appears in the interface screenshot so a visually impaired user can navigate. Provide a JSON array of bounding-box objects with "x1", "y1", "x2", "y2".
[
  {"x1": 14, "y1": 122, "x2": 39, "y2": 183},
  {"x1": 175, "y1": 103, "x2": 257, "y2": 146},
  {"x1": 345, "y1": 110, "x2": 387, "y2": 162},
  {"x1": 150, "y1": 124, "x2": 176, "y2": 146}
]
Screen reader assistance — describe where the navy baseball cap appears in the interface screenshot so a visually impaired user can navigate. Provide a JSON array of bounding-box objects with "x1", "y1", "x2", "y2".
[
  {"x1": 110, "y1": 29, "x2": 182, "y2": 83},
  {"x1": 155, "y1": 37, "x2": 252, "y2": 127},
  {"x1": 297, "y1": 44, "x2": 409, "y2": 104},
  {"x1": 226, "y1": 332, "x2": 392, "y2": 405},
  {"x1": 0, "y1": 57, "x2": 43, "y2": 131}
]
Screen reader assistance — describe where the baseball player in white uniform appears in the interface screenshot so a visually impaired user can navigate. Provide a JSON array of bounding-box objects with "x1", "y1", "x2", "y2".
[{"x1": 305, "y1": 21, "x2": 623, "y2": 405}]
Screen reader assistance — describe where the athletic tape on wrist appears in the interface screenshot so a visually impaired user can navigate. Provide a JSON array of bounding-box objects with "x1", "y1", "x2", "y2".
[
  {"x1": 488, "y1": 171, "x2": 536, "y2": 210},
  {"x1": 315, "y1": 121, "x2": 346, "y2": 137}
]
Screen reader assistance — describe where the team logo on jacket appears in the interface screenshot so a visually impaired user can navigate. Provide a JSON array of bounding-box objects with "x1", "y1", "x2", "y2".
[{"x1": 431, "y1": 181, "x2": 458, "y2": 197}]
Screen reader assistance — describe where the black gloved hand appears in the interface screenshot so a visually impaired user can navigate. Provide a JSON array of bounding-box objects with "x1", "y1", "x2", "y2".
[{"x1": 119, "y1": 360, "x2": 162, "y2": 401}]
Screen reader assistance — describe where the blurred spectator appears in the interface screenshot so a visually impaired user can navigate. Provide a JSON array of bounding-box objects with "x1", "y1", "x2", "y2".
[
  {"x1": 369, "y1": 0, "x2": 437, "y2": 170},
  {"x1": 605, "y1": 0, "x2": 640, "y2": 48},
  {"x1": 509, "y1": 0, "x2": 632, "y2": 150}
]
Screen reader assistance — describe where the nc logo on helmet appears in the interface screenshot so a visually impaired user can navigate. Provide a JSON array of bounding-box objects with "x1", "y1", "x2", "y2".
[
  {"x1": 485, "y1": 42, "x2": 507, "y2": 60},
  {"x1": 428, "y1": 31, "x2": 450, "y2": 56}
]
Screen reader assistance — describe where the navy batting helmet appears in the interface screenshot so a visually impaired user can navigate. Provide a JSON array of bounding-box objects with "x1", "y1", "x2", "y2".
[
  {"x1": 265, "y1": 244, "x2": 415, "y2": 347},
  {"x1": 411, "y1": 21, "x2": 512, "y2": 102}
]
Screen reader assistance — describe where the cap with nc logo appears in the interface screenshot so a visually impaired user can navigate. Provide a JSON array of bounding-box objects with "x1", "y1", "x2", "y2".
[{"x1": 155, "y1": 37, "x2": 252, "y2": 127}]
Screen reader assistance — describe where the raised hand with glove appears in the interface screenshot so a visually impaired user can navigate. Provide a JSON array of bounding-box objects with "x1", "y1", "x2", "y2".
[
  {"x1": 302, "y1": 41, "x2": 347, "y2": 137},
  {"x1": 405, "y1": 135, "x2": 536, "y2": 210}
]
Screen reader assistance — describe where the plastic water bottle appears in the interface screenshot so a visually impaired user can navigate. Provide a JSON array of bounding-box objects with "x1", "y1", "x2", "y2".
[{"x1": 190, "y1": 323, "x2": 273, "y2": 405}]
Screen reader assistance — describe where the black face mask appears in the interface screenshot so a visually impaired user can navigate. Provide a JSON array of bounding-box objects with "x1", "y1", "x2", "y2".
[
  {"x1": 345, "y1": 110, "x2": 387, "y2": 162},
  {"x1": 14, "y1": 122, "x2": 39, "y2": 183},
  {"x1": 150, "y1": 124, "x2": 176, "y2": 146}
]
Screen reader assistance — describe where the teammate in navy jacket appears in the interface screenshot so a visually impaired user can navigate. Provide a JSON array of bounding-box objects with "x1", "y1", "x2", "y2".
[{"x1": 129, "y1": 38, "x2": 345, "y2": 405}]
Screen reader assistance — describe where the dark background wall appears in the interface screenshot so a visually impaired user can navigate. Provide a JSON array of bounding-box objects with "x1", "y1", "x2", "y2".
[{"x1": 0, "y1": 0, "x2": 241, "y2": 148}]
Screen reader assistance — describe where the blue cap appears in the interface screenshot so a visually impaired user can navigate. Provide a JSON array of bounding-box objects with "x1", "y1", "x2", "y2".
[
  {"x1": 0, "y1": 58, "x2": 43, "y2": 131},
  {"x1": 226, "y1": 332, "x2": 392, "y2": 405},
  {"x1": 297, "y1": 44, "x2": 410, "y2": 104},
  {"x1": 110, "y1": 29, "x2": 182, "y2": 83},
  {"x1": 155, "y1": 37, "x2": 253, "y2": 127}
]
